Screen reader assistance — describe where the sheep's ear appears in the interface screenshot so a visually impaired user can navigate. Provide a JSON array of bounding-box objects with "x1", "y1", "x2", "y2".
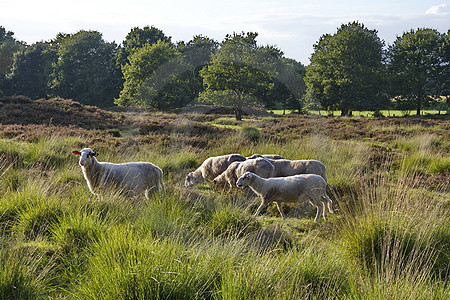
[
  {"x1": 93, "y1": 152, "x2": 98, "y2": 156},
  {"x1": 72, "y1": 151, "x2": 81, "y2": 156}
]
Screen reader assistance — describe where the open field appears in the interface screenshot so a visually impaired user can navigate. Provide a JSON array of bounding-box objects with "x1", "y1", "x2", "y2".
[{"x1": 0, "y1": 99, "x2": 449, "y2": 299}]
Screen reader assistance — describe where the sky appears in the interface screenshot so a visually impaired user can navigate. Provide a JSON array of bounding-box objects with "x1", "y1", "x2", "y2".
[{"x1": 1, "y1": 0, "x2": 449, "y2": 65}]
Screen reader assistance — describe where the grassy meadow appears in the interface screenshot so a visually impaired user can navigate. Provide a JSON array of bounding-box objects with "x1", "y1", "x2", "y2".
[{"x1": 0, "y1": 101, "x2": 449, "y2": 299}]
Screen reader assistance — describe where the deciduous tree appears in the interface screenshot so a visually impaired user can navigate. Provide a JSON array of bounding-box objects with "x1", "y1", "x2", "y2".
[
  {"x1": 117, "y1": 40, "x2": 198, "y2": 109},
  {"x1": 305, "y1": 22, "x2": 387, "y2": 115},
  {"x1": 117, "y1": 26, "x2": 171, "y2": 67},
  {"x1": 199, "y1": 32, "x2": 274, "y2": 120},
  {"x1": 50, "y1": 30, "x2": 122, "y2": 106},
  {"x1": 387, "y1": 28, "x2": 443, "y2": 115},
  {"x1": 0, "y1": 26, "x2": 25, "y2": 77},
  {"x1": 8, "y1": 42, "x2": 57, "y2": 99},
  {"x1": 0, "y1": 26, "x2": 25, "y2": 95}
]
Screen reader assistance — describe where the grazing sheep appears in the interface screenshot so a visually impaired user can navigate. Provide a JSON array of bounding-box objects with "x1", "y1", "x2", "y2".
[
  {"x1": 73, "y1": 148, "x2": 164, "y2": 199},
  {"x1": 213, "y1": 158, "x2": 275, "y2": 192},
  {"x1": 267, "y1": 159, "x2": 328, "y2": 182},
  {"x1": 236, "y1": 172, "x2": 333, "y2": 222},
  {"x1": 185, "y1": 154, "x2": 246, "y2": 187},
  {"x1": 247, "y1": 154, "x2": 285, "y2": 160}
]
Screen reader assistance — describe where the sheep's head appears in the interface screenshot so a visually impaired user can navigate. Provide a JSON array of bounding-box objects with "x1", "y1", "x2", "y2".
[
  {"x1": 236, "y1": 172, "x2": 253, "y2": 188},
  {"x1": 185, "y1": 172, "x2": 197, "y2": 187},
  {"x1": 72, "y1": 148, "x2": 97, "y2": 167}
]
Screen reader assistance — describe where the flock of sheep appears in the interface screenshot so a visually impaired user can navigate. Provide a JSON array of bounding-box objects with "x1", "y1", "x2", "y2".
[{"x1": 73, "y1": 149, "x2": 333, "y2": 222}]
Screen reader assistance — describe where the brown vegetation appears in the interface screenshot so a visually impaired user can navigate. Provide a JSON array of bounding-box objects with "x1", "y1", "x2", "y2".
[{"x1": 0, "y1": 96, "x2": 122, "y2": 129}]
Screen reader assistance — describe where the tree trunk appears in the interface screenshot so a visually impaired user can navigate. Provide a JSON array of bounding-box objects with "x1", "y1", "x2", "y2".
[
  {"x1": 416, "y1": 97, "x2": 421, "y2": 116},
  {"x1": 234, "y1": 107, "x2": 242, "y2": 121},
  {"x1": 234, "y1": 92, "x2": 243, "y2": 121}
]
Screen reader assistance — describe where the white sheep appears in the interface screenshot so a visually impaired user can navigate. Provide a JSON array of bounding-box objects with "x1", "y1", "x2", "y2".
[
  {"x1": 213, "y1": 157, "x2": 275, "y2": 192},
  {"x1": 184, "y1": 154, "x2": 246, "y2": 187},
  {"x1": 236, "y1": 172, "x2": 334, "y2": 222},
  {"x1": 267, "y1": 159, "x2": 328, "y2": 182},
  {"x1": 247, "y1": 154, "x2": 285, "y2": 160},
  {"x1": 73, "y1": 148, "x2": 164, "y2": 199}
]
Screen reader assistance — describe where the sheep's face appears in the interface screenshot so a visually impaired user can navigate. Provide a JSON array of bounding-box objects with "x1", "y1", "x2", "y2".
[
  {"x1": 185, "y1": 173, "x2": 197, "y2": 187},
  {"x1": 236, "y1": 172, "x2": 253, "y2": 188},
  {"x1": 72, "y1": 148, "x2": 97, "y2": 167}
]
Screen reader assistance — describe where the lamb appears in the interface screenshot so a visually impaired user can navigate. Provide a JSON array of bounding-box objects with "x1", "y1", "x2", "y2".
[
  {"x1": 212, "y1": 157, "x2": 275, "y2": 192},
  {"x1": 73, "y1": 148, "x2": 164, "y2": 199},
  {"x1": 247, "y1": 154, "x2": 285, "y2": 160},
  {"x1": 267, "y1": 159, "x2": 328, "y2": 182},
  {"x1": 185, "y1": 154, "x2": 246, "y2": 187},
  {"x1": 236, "y1": 172, "x2": 334, "y2": 222}
]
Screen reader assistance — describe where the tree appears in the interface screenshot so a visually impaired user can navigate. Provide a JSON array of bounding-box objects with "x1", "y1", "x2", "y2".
[
  {"x1": 176, "y1": 35, "x2": 218, "y2": 103},
  {"x1": 50, "y1": 30, "x2": 122, "y2": 106},
  {"x1": 305, "y1": 22, "x2": 387, "y2": 116},
  {"x1": 117, "y1": 26, "x2": 171, "y2": 66},
  {"x1": 178, "y1": 35, "x2": 218, "y2": 71},
  {"x1": 0, "y1": 26, "x2": 25, "y2": 77},
  {"x1": 439, "y1": 30, "x2": 450, "y2": 110},
  {"x1": 388, "y1": 28, "x2": 443, "y2": 115},
  {"x1": 116, "y1": 40, "x2": 198, "y2": 109},
  {"x1": 8, "y1": 42, "x2": 57, "y2": 99},
  {"x1": 0, "y1": 26, "x2": 25, "y2": 95},
  {"x1": 199, "y1": 32, "x2": 275, "y2": 120},
  {"x1": 260, "y1": 54, "x2": 306, "y2": 113}
]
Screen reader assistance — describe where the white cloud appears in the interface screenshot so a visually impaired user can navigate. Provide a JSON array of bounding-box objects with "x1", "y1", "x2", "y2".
[{"x1": 426, "y1": 4, "x2": 450, "y2": 15}]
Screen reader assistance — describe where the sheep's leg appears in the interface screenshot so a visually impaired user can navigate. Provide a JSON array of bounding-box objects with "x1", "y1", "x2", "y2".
[
  {"x1": 275, "y1": 202, "x2": 286, "y2": 220},
  {"x1": 322, "y1": 195, "x2": 334, "y2": 213},
  {"x1": 314, "y1": 204, "x2": 322, "y2": 222},
  {"x1": 322, "y1": 202, "x2": 328, "y2": 220},
  {"x1": 254, "y1": 203, "x2": 265, "y2": 216},
  {"x1": 146, "y1": 186, "x2": 157, "y2": 200},
  {"x1": 254, "y1": 198, "x2": 269, "y2": 217}
]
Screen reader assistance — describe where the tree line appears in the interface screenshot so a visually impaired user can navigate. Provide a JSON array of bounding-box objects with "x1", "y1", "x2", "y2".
[{"x1": 0, "y1": 23, "x2": 449, "y2": 117}]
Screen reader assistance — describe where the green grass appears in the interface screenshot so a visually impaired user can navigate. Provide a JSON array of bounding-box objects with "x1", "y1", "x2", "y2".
[{"x1": 0, "y1": 115, "x2": 448, "y2": 299}]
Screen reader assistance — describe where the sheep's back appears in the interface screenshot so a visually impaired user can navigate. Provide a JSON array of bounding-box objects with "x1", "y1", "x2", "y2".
[
  {"x1": 262, "y1": 174, "x2": 326, "y2": 202},
  {"x1": 99, "y1": 162, "x2": 162, "y2": 190},
  {"x1": 237, "y1": 158, "x2": 274, "y2": 179},
  {"x1": 202, "y1": 154, "x2": 246, "y2": 181},
  {"x1": 270, "y1": 159, "x2": 327, "y2": 180}
]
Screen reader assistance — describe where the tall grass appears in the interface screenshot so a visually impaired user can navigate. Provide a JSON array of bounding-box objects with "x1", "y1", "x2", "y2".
[
  {"x1": 0, "y1": 242, "x2": 54, "y2": 300},
  {"x1": 338, "y1": 165, "x2": 449, "y2": 298},
  {"x1": 71, "y1": 228, "x2": 224, "y2": 299}
]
